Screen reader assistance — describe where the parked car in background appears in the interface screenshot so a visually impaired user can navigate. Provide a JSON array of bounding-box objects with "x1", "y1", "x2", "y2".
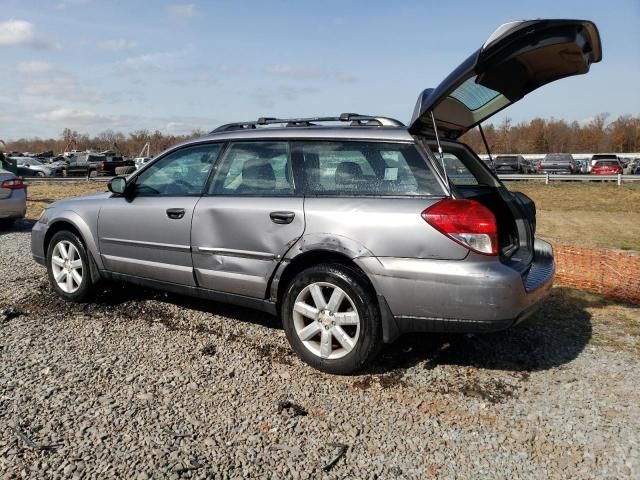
[
  {"x1": 591, "y1": 160, "x2": 623, "y2": 175},
  {"x1": 523, "y1": 158, "x2": 538, "y2": 173},
  {"x1": 538, "y1": 153, "x2": 574, "y2": 174},
  {"x1": 589, "y1": 154, "x2": 620, "y2": 173},
  {"x1": 0, "y1": 168, "x2": 26, "y2": 228},
  {"x1": 16, "y1": 157, "x2": 62, "y2": 177},
  {"x1": 493, "y1": 155, "x2": 526, "y2": 173},
  {"x1": 134, "y1": 157, "x2": 153, "y2": 169},
  {"x1": 96, "y1": 156, "x2": 135, "y2": 176},
  {"x1": 572, "y1": 158, "x2": 589, "y2": 174},
  {"x1": 31, "y1": 18, "x2": 600, "y2": 373},
  {"x1": 63, "y1": 153, "x2": 102, "y2": 177}
]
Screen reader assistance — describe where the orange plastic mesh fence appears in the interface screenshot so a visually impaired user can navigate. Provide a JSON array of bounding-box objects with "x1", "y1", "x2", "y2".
[{"x1": 554, "y1": 244, "x2": 640, "y2": 304}]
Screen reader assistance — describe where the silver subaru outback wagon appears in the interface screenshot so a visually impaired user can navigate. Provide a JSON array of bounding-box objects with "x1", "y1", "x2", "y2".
[{"x1": 31, "y1": 19, "x2": 601, "y2": 374}]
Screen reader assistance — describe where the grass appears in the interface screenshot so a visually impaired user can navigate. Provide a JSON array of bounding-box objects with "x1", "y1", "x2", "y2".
[
  {"x1": 24, "y1": 180, "x2": 640, "y2": 251},
  {"x1": 24, "y1": 181, "x2": 106, "y2": 221},
  {"x1": 504, "y1": 182, "x2": 640, "y2": 251}
]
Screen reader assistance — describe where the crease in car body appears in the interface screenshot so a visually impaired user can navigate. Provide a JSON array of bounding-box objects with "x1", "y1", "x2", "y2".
[{"x1": 31, "y1": 18, "x2": 601, "y2": 374}]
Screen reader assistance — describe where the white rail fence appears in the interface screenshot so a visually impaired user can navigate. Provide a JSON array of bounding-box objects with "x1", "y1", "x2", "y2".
[{"x1": 23, "y1": 173, "x2": 640, "y2": 185}]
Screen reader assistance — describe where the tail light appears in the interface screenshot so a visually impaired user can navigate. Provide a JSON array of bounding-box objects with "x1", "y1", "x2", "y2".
[
  {"x1": 537, "y1": 161, "x2": 542, "y2": 171},
  {"x1": 99, "y1": 162, "x2": 105, "y2": 171},
  {"x1": 1, "y1": 178, "x2": 25, "y2": 190},
  {"x1": 422, "y1": 199, "x2": 498, "y2": 255}
]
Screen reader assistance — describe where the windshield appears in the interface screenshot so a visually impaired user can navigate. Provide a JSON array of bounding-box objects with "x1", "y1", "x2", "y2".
[{"x1": 595, "y1": 161, "x2": 619, "y2": 167}]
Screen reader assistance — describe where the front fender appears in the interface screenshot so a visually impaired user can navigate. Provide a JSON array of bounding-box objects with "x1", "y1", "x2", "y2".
[{"x1": 46, "y1": 210, "x2": 103, "y2": 270}]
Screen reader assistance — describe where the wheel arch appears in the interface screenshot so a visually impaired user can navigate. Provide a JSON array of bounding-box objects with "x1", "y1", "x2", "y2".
[
  {"x1": 270, "y1": 244, "x2": 401, "y2": 344},
  {"x1": 44, "y1": 211, "x2": 104, "y2": 272}
]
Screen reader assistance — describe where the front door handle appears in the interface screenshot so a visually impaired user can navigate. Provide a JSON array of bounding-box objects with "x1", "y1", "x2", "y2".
[
  {"x1": 166, "y1": 208, "x2": 185, "y2": 219},
  {"x1": 270, "y1": 211, "x2": 295, "y2": 224}
]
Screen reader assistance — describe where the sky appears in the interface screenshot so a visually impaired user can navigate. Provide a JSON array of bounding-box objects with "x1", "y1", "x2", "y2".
[{"x1": 0, "y1": 0, "x2": 639, "y2": 140}]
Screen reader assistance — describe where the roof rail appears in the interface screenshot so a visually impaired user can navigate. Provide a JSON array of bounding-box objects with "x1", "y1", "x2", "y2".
[{"x1": 211, "y1": 113, "x2": 404, "y2": 133}]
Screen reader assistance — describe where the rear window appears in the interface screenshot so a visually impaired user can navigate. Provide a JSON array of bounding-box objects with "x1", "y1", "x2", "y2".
[
  {"x1": 592, "y1": 154, "x2": 617, "y2": 160},
  {"x1": 449, "y1": 76, "x2": 502, "y2": 111},
  {"x1": 544, "y1": 154, "x2": 573, "y2": 162},
  {"x1": 295, "y1": 141, "x2": 442, "y2": 196},
  {"x1": 595, "y1": 160, "x2": 619, "y2": 167}
]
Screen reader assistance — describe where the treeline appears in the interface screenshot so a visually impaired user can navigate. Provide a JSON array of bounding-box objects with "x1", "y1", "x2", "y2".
[
  {"x1": 5, "y1": 128, "x2": 206, "y2": 157},
  {"x1": 4, "y1": 113, "x2": 640, "y2": 157},
  {"x1": 461, "y1": 114, "x2": 640, "y2": 154}
]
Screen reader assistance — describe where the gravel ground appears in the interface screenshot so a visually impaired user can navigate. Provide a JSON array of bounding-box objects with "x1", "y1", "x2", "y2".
[{"x1": 1, "y1": 224, "x2": 639, "y2": 479}]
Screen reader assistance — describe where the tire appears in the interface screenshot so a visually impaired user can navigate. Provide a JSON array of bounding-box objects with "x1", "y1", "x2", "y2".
[
  {"x1": 36, "y1": 171, "x2": 46, "y2": 177},
  {"x1": 115, "y1": 166, "x2": 136, "y2": 176},
  {"x1": 46, "y1": 230, "x2": 97, "y2": 302},
  {"x1": 281, "y1": 263, "x2": 382, "y2": 375}
]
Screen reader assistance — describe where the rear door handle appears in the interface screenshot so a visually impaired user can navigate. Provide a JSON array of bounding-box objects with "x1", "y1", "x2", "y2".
[
  {"x1": 270, "y1": 211, "x2": 295, "y2": 224},
  {"x1": 166, "y1": 208, "x2": 185, "y2": 219}
]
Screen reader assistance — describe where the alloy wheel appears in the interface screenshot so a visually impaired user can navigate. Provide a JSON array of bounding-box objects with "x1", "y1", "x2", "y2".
[
  {"x1": 292, "y1": 281, "x2": 360, "y2": 360},
  {"x1": 51, "y1": 240, "x2": 83, "y2": 294}
]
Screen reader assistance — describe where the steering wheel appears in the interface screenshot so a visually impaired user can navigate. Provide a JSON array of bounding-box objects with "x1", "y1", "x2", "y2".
[{"x1": 172, "y1": 179, "x2": 195, "y2": 193}]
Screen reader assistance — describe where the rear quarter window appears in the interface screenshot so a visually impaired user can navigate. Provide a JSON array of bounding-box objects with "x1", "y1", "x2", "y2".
[{"x1": 294, "y1": 141, "x2": 442, "y2": 196}]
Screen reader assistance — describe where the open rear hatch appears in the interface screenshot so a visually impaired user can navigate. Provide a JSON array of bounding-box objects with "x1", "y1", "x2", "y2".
[
  {"x1": 409, "y1": 19, "x2": 602, "y2": 138},
  {"x1": 411, "y1": 19, "x2": 601, "y2": 269}
]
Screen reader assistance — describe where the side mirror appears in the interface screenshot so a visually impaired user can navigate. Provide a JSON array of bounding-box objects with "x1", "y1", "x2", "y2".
[{"x1": 108, "y1": 176, "x2": 127, "y2": 195}]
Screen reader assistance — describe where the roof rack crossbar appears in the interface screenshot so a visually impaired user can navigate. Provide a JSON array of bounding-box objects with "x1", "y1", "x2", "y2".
[{"x1": 211, "y1": 114, "x2": 404, "y2": 133}]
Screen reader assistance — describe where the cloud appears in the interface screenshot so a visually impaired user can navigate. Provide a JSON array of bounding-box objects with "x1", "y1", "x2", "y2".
[
  {"x1": 56, "y1": 0, "x2": 91, "y2": 8},
  {"x1": 97, "y1": 39, "x2": 137, "y2": 52},
  {"x1": 168, "y1": 4, "x2": 196, "y2": 19},
  {"x1": 15, "y1": 61, "x2": 53, "y2": 74},
  {"x1": 0, "y1": 20, "x2": 61, "y2": 50},
  {"x1": 114, "y1": 51, "x2": 178, "y2": 74},
  {"x1": 251, "y1": 86, "x2": 319, "y2": 109},
  {"x1": 0, "y1": 20, "x2": 34, "y2": 46},
  {"x1": 20, "y1": 71, "x2": 100, "y2": 103},
  {"x1": 35, "y1": 108, "x2": 106, "y2": 123},
  {"x1": 265, "y1": 64, "x2": 356, "y2": 83}
]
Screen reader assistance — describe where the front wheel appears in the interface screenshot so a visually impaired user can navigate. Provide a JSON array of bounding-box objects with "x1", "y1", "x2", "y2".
[
  {"x1": 46, "y1": 231, "x2": 97, "y2": 302},
  {"x1": 281, "y1": 263, "x2": 382, "y2": 375}
]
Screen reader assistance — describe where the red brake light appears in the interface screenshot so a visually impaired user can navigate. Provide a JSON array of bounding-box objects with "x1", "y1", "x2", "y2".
[
  {"x1": 1, "y1": 178, "x2": 25, "y2": 190},
  {"x1": 422, "y1": 199, "x2": 498, "y2": 255}
]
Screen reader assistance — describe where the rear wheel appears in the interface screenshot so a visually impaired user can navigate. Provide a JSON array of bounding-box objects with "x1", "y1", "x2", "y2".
[
  {"x1": 46, "y1": 230, "x2": 97, "y2": 302},
  {"x1": 281, "y1": 263, "x2": 382, "y2": 375}
]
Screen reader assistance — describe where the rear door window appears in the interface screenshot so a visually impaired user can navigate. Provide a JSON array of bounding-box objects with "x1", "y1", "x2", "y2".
[
  {"x1": 294, "y1": 141, "x2": 442, "y2": 196},
  {"x1": 209, "y1": 142, "x2": 293, "y2": 196}
]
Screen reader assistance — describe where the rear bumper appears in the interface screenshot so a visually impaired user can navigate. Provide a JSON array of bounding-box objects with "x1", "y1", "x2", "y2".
[
  {"x1": 0, "y1": 190, "x2": 27, "y2": 219},
  {"x1": 357, "y1": 238, "x2": 554, "y2": 340}
]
